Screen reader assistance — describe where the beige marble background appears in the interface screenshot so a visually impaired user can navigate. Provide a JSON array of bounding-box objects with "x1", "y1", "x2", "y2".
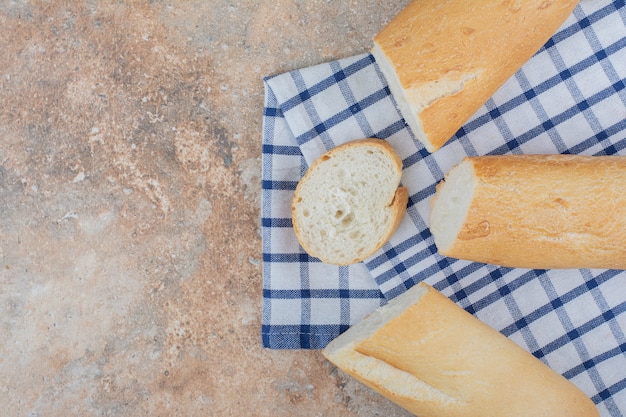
[{"x1": 0, "y1": 1, "x2": 415, "y2": 415}]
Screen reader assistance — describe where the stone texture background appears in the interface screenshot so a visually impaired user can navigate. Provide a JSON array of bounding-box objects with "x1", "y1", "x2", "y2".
[{"x1": 0, "y1": 1, "x2": 414, "y2": 416}]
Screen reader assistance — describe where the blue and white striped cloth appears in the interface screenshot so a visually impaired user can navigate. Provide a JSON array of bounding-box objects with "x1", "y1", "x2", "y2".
[{"x1": 262, "y1": 2, "x2": 626, "y2": 415}]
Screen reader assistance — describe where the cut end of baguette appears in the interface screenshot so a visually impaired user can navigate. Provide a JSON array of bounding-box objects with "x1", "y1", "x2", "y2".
[
  {"x1": 372, "y1": 43, "x2": 480, "y2": 153},
  {"x1": 430, "y1": 159, "x2": 476, "y2": 255},
  {"x1": 372, "y1": 44, "x2": 433, "y2": 153},
  {"x1": 429, "y1": 154, "x2": 626, "y2": 269},
  {"x1": 323, "y1": 283, "x2": 460, "y2": 406},
  {"x1": 291, "y1": 139, "x2": 407, "y2": 266}
]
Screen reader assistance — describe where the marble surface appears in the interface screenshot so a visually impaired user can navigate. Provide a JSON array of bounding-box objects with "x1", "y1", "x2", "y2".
[{"x1": 0, "y1": 1, "x2": 414, "y2": 416}]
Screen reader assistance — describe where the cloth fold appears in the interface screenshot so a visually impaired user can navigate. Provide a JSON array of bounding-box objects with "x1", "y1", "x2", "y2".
[{"x1": 262, "y1": 2, "x2": 626, "y2": 415}]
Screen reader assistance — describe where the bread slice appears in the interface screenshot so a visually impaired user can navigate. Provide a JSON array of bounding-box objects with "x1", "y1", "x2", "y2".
[
  {"x1": 430, "y1": 154, "x2": 626, "y2": 269},
  {"x1": 372, "y1": 0, "x2": 578, "y2": 152},
  {"x1": 291, "y1": 139, "x2": 408, "y2": 266},
  {"x1": 323, "y1": 282, "x2": 599, "y2": 417}
]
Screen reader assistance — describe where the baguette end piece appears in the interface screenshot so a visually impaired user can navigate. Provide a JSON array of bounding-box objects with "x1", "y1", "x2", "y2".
[
  {"x1": 323, "y1": 284, "x2": 459, "y2": 409},
  {"x1": 430, "y1": 158, "x2": 476, "y2": 256},
  {"x1": 323, "y1": 282, "x2": 599, "y2": 417},
  {"x1": 372, "y1": 0, "x2": 579, "y2": 152}
]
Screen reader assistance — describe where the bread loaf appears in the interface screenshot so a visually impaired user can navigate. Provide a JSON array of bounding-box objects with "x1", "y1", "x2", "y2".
[
  {"x1": 372, "y1": 0, "x2": 578, "y2": 152},
  {"x1": 323, "y1": 282, "x2": 599, "y2": 417},
  {"x1": 430, "y1": 154, "x2": 626, "y2": 269},
  {"x1": 291, "y1": 139, "x2": 408, "y2": 265}
]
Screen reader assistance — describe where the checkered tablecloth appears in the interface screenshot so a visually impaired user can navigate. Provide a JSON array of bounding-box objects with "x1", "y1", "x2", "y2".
[{"x1": 261, "y1": 1, "x2": 626, "y2": 415}]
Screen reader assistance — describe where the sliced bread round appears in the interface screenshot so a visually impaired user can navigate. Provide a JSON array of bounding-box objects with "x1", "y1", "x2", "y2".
[{"x1": 291, "y1": 138, "x2": 408, "y2": 265}]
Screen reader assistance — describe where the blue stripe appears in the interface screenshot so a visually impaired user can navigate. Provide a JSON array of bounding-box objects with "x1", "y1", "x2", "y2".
[
  {"x1": 262, "y1": 144, "x2": 302, "y2": 156},
  {"x1": 559, "y1": 344, "x2": 625, "y2": 389},
  {"x1": 263, "y1": 252, "x2": 318, "y2": 263},
  {"x1": 262, "y1": 324, "x2": 359, "y2": 350},
  {"x1": 458, "y1": 36, "x2": 626, "y2": 147},
  {"x1": 263, "y1": 106, "x2": 281, "y2": 117},
  {"x1": 496, "y1": 270, "x2": 623, "y2": 338},
  {"x1": 262, "y1": 217, "x2": 292, "y2": 228},
  {"x1": 293, "y1": 87, "x2": 391, "y2": 146},
  {"x1": 543, "y1": 306, "x2": 626, "y2": 368},
  {"x1": 261, "y1": 179, "x2": 298, "y2": 190},
  {"x1": 262, "y1": 288, "x2": 383, "y2": 299},
  {"x1": 592, "y1": 376, "x2": 626, "y2": 404},
  {"x1": 374, "y1": 118, "x2": 408, "y2": 141},
  {"x1": 280, "y1": 54, "x2": 374, "y2": 113}
]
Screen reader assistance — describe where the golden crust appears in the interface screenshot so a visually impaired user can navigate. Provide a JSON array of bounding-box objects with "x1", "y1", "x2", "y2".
[
  {"x1": 373, "y1": 0, "x2": 579, "y2": 151},
  {"x1": 439, "y1": 154, "x2": 626, "y2": 269},
  {"x1": 324, "y1": 283, "x2": 599, "y2": 417}
]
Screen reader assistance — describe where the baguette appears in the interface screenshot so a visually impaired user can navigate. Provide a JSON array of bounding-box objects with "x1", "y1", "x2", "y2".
[
  {"x1": 323, "y1": 282, "x2": 599, "y2": 417},
  {"x1": 430, "y1": 154, "x2": 626, "y2": 269},
  {"x1": 291, "y1": 139, "x2": 408, "y2": 266},
  {"x1": 372, "y1": 0, "x2": 578, "y2": 152}
]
